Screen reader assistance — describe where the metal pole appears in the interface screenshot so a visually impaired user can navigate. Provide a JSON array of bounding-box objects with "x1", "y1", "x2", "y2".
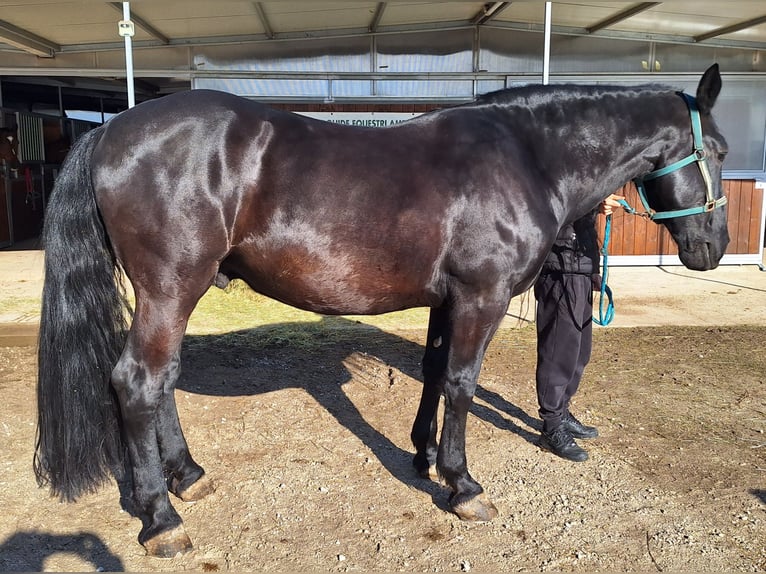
[
  {"x1": 122, "y1": 2, "x2": 136, "y2": 108},
  {"x1": 57, "y1": 85, "x2": 65, "y2": 139},
  {"x1": 543, "y1": 2, "x2": 552, "y2": 85}
]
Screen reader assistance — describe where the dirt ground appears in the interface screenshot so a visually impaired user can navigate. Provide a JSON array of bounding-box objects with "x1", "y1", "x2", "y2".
[
  {"x1": 0, "y1": 315, "x2": 765, "y2": 572},
  {"x1": 0, "y1": 249, "x2": 765, "y2": 572}
]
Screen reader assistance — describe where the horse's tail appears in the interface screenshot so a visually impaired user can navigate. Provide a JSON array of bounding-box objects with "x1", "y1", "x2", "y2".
[{"x1": 34, "y1": 126, "x2": 130, "y2": 501}]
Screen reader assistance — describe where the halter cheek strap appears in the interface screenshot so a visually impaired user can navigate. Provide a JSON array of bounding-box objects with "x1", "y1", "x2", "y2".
[{"x1": 630, "y1": 92, "x2": 727, "y2": 221}]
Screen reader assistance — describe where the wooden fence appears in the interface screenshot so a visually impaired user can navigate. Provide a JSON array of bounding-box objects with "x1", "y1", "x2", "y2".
[{"x1": 597, "y1": 179, "x2": 764, "y2": 265}]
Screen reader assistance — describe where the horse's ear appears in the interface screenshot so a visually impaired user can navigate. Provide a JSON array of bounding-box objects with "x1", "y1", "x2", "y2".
[{"x1": 696, "y1": 63, "x2": 722, "y2": 115}]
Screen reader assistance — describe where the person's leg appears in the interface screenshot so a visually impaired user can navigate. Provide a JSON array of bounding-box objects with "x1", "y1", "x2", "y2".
[
  {"x1": 535, "y1": 273, "x2": 587, "y2": 432},
  {"x1": 535, "y1": 273, "x2": 589, "y2": 462},
  {"x1": 561, "y1": 275, "x2": 599, "y2": 439}
]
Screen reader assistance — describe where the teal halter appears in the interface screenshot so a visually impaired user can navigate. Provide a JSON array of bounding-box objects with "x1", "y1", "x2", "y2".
[
  {"x1": 595, "y1": 92, "x2": 727, "y2": 326},
  {"x1": 629, "y1": 92, "x2": 727, "y2": 220}
]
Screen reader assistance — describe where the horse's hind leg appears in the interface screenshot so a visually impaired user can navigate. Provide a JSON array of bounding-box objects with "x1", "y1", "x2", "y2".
[
  {"x1": 111, "y1": 293, "x2": 204, "y2": 557},
  {"x1": 157, "y1": 371, "x2": 215, "y2": 502}
]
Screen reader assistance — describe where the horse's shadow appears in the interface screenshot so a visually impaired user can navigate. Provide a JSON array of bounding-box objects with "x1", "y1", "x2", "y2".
[
  {"x1": 0, "y1": 531, "x2": 124, "y2": 572},
  {"x1": 174, "y1": 316, "x2": 539, "y2": 508}
]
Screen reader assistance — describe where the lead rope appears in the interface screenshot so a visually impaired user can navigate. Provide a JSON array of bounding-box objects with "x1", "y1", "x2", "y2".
[
  {"x1": 593, "y1": 198, "x2": 631, "y2": 327},
  {"x1": 593, "y1": 213, "x2": 615, "y2": 326}
]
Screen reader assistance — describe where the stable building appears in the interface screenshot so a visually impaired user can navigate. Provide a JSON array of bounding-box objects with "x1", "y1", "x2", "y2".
[{"x1": 0, "y1": 1, "x2": 764, "y2": 265}]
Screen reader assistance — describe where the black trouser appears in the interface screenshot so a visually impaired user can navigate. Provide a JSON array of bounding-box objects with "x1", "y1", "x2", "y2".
[{"x1": 534, "y1": 272, "x2": 593, "y2": 433}]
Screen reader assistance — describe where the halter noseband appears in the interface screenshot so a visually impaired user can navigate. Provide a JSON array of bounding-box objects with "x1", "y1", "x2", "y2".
[{"x1": 630, "y1": 92, "x2": 727, "y2": 221}]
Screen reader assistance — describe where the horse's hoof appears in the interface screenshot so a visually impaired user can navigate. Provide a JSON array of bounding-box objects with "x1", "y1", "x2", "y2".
[
  {"x1": 419, "y1": 464, "x2": 440, "y2": 482},
  {"x1": 143, "y1": 525, "x2": 193, "y2": 558},
  {"x1": 174, "y1": 473, "x2": 215, "y2": 502},
  {"x1": 451, "y1": 492, "x2": 498, "y2": 522}
]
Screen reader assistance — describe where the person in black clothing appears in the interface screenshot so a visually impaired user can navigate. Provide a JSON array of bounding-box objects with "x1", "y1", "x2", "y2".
[{"x1": 535, "y1": 194, "x2": 623, "y2": 462}]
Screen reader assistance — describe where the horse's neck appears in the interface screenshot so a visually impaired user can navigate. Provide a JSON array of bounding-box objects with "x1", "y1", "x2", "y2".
[
  {"x1": 522, "y1": 89, "x2": 675, "y2": 222},
  {"x1": 0, "y1": 145, "x2": 17, "y2": 166}
]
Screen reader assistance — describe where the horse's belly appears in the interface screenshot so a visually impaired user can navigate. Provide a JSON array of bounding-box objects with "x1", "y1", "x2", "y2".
[{"x1": 222, "y1": 245, "x2": 440, "y2": 316}]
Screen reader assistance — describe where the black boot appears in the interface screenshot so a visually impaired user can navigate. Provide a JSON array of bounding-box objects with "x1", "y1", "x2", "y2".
[
  {"x1": 563, "y1": 411, "x2": 599, "y2": 439},
  {"x1": 538, "y1": 425, "x2": 588, "y2": 462}
]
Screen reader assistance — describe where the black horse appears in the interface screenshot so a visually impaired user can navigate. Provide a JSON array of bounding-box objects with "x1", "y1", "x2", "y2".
[{"x1": 35, "y1": 64, "x2": 729, "y2": 556}]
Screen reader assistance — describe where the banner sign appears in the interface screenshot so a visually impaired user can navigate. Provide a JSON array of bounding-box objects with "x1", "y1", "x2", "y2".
[{"x1": 296, "y1": 111, "x2": 422, "y2": 127}]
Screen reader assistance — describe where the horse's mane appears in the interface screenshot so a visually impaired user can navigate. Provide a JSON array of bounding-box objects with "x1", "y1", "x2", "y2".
[{"x1": 472, "y1": 82, "x2": 672, "y2": 108}]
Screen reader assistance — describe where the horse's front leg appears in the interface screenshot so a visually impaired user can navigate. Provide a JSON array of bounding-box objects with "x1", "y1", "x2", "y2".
[
  {"x1": 111, "y1": 297, "x2": 196, "y2": 557},
  {"x1": 411, "y1": 304, "x2": 450, "y2": 480},
  {"x1": 437, "y1": 289, "x2": 510, "y2": 521}
]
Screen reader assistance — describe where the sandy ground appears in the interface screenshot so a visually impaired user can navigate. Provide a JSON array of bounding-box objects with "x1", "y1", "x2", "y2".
[
  {"x1": 0, "y1": 249, "x2": 764, "y2": 572},
  {"x1": 1, "y1": 250, "x2": 765, "y2": 337}
]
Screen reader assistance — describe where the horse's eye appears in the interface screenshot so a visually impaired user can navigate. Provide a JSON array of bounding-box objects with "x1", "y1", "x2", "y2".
[{"x1": 717, "y1": 152, "x2": 727, "y2": 162}]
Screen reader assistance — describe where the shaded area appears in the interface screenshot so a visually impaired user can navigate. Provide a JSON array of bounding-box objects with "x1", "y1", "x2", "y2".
[
  {"x1": 175, "y1": 316, "x2": 539, "y2": 508},
  {"x1": 0, "y1": 531, "x2": 124, "y2": 572}
]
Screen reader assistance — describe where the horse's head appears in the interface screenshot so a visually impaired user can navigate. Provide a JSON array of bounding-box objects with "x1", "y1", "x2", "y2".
[
  {"x1": 0, "y1": 127, "x2": 20, "y2": 168},
  {"x1": 633, "y1": 64, "x2": 729, "y2": 271}
]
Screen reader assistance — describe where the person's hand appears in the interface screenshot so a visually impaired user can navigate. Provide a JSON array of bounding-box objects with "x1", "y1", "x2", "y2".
[{"x1": 600, "y1": 193, "x2": 625, "y2": 216}]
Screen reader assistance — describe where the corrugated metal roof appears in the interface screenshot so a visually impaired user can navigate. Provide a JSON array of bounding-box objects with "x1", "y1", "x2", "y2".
[
  {"x1": 0, "y1": 1, "x2": 764, "y2": 111},
  {"x1": 1, "y1": 1, "x2": 764, "y2": 57}
]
